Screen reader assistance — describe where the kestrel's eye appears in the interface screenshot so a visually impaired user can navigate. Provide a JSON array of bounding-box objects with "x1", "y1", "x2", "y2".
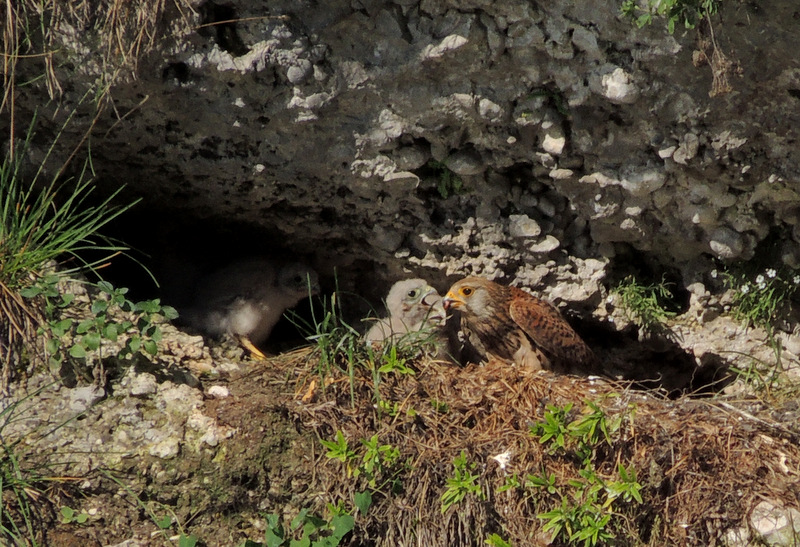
[
  {"x1": 460, "y1": 287, "x2": 473, "y2": 296},
  {"x1": 407, "y1": 289, "x2": 419, "y2": 298}
]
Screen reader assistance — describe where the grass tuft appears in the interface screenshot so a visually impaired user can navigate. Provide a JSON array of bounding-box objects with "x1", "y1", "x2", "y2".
[{"x1": 0, "y1": 117, "x2": 138, "y2": 390}]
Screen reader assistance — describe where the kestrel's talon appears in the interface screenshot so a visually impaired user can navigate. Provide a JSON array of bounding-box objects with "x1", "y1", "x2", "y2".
[
  {"x1": 442, "y1": 276, "x2": 599, "y2": 374},
  {"x1": 238, "y1": 335, "x2": 268, "y2": 360}
]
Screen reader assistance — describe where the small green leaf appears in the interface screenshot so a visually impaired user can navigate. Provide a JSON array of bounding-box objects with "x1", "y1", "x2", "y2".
[
  {"x1": 330, "y1": 514, "x2": 354, "y2": 539},
  {"x1": 69, "y1": 344, "x2": 86, "y2": 358},
  {"x1": 354, "y1": 490, "x2": 372, "y2": 516},
  {"x1": 103, "y1": 323, "x2": 119, "y2": 341},
  {"x1": 178, "y1": 534, "x2": 198, "y2": 547},
  {"x1": 91, "y1": 299, "x2": 108, "y2": 314},
  {"x1": 50, "y1": 318, "x2": 74, "y2": 337},
  {"x1": 46, "y1": 337, "x2": 60, "y2": 354},
  {"x1": 19, "y1": 286, "x2": 41, "y2": 298},
  {"x1": 156, "y1": 514, "x2": 172, "y2": 529},
  {"x1": 127, "y1": 335, "x2": 141, "y2": 353},
  {"x1": 290, "y1": 508, "x2": 309, "y2": 531},
  {"x1": 161, "y1": 305, "x2": 179, "y2": 320},
  {"x1": 97, "y1": 280, "x2": 114, "y2": 294},
  {"x1": 76, "y1": 512, "x2": 89, "y2": 524},
  {"x1": 76, "y1": 318, "x2": 94, "y2": 334},
  {"x1": 144, "y1": 339, "x2": 158, "y2": 355},
  {"x1": 60, "y1": 506, "x2": 75, "y2": 521},
  {"x1": 83, "y1": 332, "x2": 101, "y2": 351}
]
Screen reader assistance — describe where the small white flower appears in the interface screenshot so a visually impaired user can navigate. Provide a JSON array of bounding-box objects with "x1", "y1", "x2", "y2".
[
  {"x1": 794, "y1": 275, "x2": 800, "y2": 285},
  {"x1": 710, "y1": 269, "x2": 718, "y2": 279},
  {"x1": 740, "y1": 284, "x2": 750, "y2": 294},
  {"x1": 766, "y1": 268, "x2": 777, "y2": 278},
  {"x1": 757, "y1": 281, "x2": 766, "y2": 290},
  {"x1": 491, "y1": 450, "x2": 512, "y2": 470},
  {"x1": 756, "y1": 274, "x2": 765, "y2": 285}
]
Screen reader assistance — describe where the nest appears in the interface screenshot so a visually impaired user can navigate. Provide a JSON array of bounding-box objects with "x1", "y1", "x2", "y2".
[{"x1": 271, "y1": 348, "x2": 800, "y2": 546}]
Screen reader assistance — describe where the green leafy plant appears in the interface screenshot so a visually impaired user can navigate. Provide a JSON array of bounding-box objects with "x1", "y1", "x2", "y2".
[
  {"x1": 430, "y1": 399, "x2": 450, "y2": 414},
  {"x1": 353, "y1": 490, "x2": 372, "y2": 516},
  {"x1": 59, "y1": 506, "x2": 89, "y2": 524},
  {"x1": 426, "y1": 160, "x2": 465, "y2": 199},
  {"x1": 529, "y1": 401, "x2": 641, "y2": 547},
  {"x1": 441, "y1": 450, "x2": 484, "y2": 514},
  {"x1": 377, "y1": 345, "x2": 416, "y2": 376},
  {"x1": 717, "y1": 267, "x2": 799, "y2": 335},
  {"x1": 620, "y1": 0, "x2": 720, "y2": 34},
  {"x1": 22, "y1": 278, "x2": 178, "y2": 381},
  {"x1": 612, "y1": 275, "x2": 677, "y2": 332},
  {"x1": 249, "y1": 508, "x2": 355, "y2": 547},
  {"x1": 357, "y1": 435, "x2": 409, "y2": 493},
  {"x1": 531, "y1": 403, "x2": 573, "y2": 451},
  {"x1": 485, "y1": 533, "x2": 512, "y2": 547},
  {"x1": 101, "y1": 470, "x2": 198, "y2": 546},
  {"x1": 525, "y1": 471, "x2": 559, "y2": 495},
  {"x1": 321, "y1": 432, "x2": 409, "y2": 494},
  {"x1": 320, "y1": 430, "x2": 357, "y2": 470},
  {"x1": 715, "y1": 267, "x2": 800, "y2": 399}
]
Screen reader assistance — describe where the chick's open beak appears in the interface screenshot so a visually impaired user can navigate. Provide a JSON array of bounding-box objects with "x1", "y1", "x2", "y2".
[
  {"x1": 420, "y1": 286, "x2": 439, "y2": 307},
  {"x1": 442, "y1": 291, "x2": 462, "y2": 312}
]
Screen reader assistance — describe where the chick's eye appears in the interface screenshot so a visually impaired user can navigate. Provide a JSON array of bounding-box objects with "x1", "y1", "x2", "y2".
[
  {"x1": 407, "y1": 289, "x2": 419, "y2": 298},
  {"x1": 460, "y1": 287, "x2": 473, "y2": 296}
]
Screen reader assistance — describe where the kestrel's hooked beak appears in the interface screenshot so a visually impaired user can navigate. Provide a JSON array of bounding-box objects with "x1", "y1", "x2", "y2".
[{"x1": 442, "y1": 291, "x2": 463, "y2": 312}]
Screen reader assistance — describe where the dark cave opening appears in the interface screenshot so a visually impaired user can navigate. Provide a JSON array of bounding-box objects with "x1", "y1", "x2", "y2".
[{"x1": 80, "y1": 202, "x2": 735, "y2": 397}]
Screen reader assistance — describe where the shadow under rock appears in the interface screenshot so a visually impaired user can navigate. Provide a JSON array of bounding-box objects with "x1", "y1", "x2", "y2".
[{"x1": 574, "y1": 319, "x2": 734, "y2": 398}]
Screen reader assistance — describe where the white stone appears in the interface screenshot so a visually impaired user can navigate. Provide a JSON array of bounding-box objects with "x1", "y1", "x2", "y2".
[
  {"x1": 723, "y1": 526, "x2": 751, "y2": 547},
  {"x1": 529, "y1": 235, "x2": 560, "y2": 253},
  {"x1": 207, "y1": 385, "x2": 230, "y2": 398},
  {"x1": 478, "y1": 98, "x2": 503, "y2": 121},
  {"x1": 508, "y1": 214, "x2": 542, "y2": 238},
  {"x1": 710, "y1": 227, "x2": 744, "y2": 259},
  {"x1": 658, "y1": 146, "x2": 677, "y2": 159},
  {"x1": 421, "y1": 35, "x2": 468, "y2": 60},
  {"x1": 286, "y1": 60, "x2": 311, "y2": 84},
  {"x1": 673, "y1": 133, "x2": 700, "y2": 164},
  {"x1": 549, "y1": 168, "x2": 574, "y2": 179},
  {"x1": 149, "y1": 439, "x2": 180, "y2": 459},
  {"x1": 69, "y1": 386, "x2": 105, "y2": 413},
  {"x1": 600, "y1": 67, "x2": 639, "y2": 104},
  {"x1": 750, "y1": 500, "x2": 800, "y2": 546},
  {"x1": 542, "y1": 132, "x2": 566, "y2": 155},
  {"x1": 129, "y1": 373, "x2": 158, "y2": 397}
]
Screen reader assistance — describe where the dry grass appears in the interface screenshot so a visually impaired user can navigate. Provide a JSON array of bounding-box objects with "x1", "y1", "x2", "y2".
[
  {"x1": 0, "y1": 279, "x2": 45, "y2": 392},
  {"x1": 268, "y1": 351, "x2": 800, "y2": 546},
  {"x1": 1, "y1": 0, "x2": 195, "y2": 149}
]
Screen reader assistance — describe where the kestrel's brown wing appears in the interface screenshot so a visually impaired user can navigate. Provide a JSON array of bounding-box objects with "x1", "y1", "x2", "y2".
[{"x1": 507, "y1": 287, "x2": 598, "y2": 371}]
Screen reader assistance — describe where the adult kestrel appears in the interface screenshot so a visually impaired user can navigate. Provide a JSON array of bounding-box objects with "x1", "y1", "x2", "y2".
[
  {"x1": 182, "y1": 259, "x2": 320, "y2": 359},
  {"x1": 442, "y1": 276, "x2": 599, "y2": 374},
  {"x1": 365, "y1": 279, "x2": 447, "y2": 343}
]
